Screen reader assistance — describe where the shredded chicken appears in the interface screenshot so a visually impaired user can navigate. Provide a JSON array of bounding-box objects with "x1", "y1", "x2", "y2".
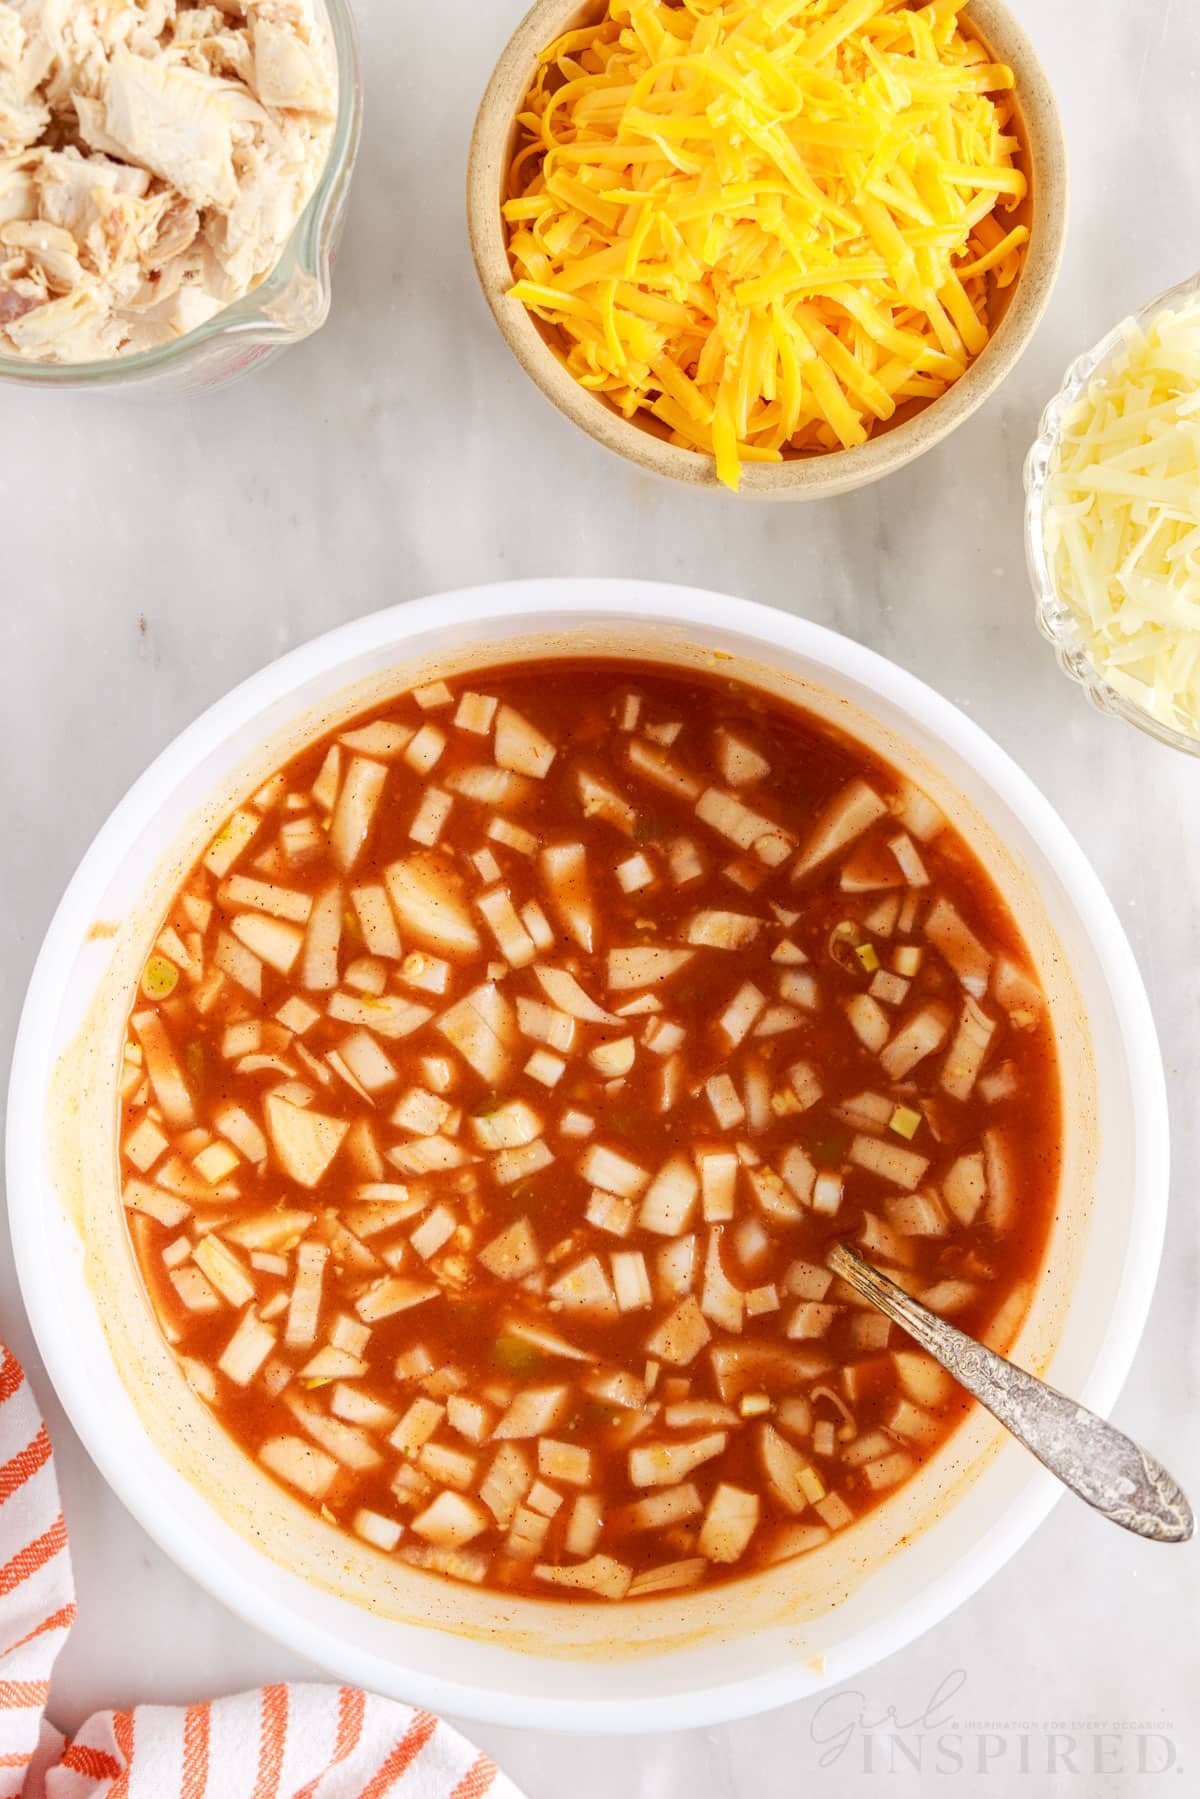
[{"x1": 0, "y1": 0, "x2": 336, "y2": 362}]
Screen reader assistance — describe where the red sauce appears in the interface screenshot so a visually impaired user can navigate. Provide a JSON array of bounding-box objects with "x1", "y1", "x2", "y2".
[{"x1": 119, "y1": 659, "x2": 1061, "y2": 1601}]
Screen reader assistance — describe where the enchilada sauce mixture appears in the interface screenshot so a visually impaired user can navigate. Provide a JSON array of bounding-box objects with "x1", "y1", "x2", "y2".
[{"x1": 118, "y1": 661, "x2": 1060, "y2": 1601}]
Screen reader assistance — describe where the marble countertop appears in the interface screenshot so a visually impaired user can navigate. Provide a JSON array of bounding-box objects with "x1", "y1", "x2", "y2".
[{"x1": 2, "y1": 1, "x2": 1198, "y2": 1792}]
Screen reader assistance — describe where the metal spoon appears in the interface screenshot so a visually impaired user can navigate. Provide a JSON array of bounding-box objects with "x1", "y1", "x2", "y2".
[{"x1": 828, "y1": 1242, "x2": 1194, "y2": 1544}]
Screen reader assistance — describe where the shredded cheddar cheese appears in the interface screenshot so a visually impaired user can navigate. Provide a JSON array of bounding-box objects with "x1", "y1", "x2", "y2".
[
  {"x1": 1043, "y1": 293, "x2": 1200, "y2": 738},
  {"x1": 504, "y1": 0, "x2": 1028, "y2": 490}
]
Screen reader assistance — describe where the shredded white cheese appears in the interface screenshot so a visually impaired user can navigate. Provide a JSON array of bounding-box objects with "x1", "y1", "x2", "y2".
[{"x1": 1043, "y1": 292, "x2": 1200, "y2": 737}]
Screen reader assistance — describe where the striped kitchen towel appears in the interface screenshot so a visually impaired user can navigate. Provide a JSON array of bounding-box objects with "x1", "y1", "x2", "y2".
[{"x1": 0, "y1": 1343, "x2": 524, "y2": 1799}]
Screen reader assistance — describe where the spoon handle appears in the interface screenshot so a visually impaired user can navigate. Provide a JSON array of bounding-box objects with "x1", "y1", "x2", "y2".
[{"x1": 828, "y1": 1243, "x2": 1193, "y2": 1544}]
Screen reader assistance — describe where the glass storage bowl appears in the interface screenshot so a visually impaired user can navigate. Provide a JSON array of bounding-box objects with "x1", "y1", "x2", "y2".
[
  {"x1": 1024, "y1": 269, "x2": 1200, "y2": 757},
  {"x1": 0, "y1": 0, "x2": 362, "y2": 394}
]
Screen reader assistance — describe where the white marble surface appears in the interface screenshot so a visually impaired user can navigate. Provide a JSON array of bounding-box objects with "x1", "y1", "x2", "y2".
[{"x1": 2, "y1": 1, "x2": 1199, "y2": 1792}]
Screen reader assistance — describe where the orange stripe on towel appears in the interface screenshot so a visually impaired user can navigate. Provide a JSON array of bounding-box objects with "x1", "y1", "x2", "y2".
[
  {"x1": 450, "y1": 1751, "x2": 499, "y2": 1799},
  {"x1": 0, "y1": 1516, "x2": 67, "y2": 1597},
  {"x1": 0, "y1": 1681, "x2": 49, "y2": 1710},
  {"x1": 250, "y1": 1684, "x2": 288, "y2": 1799},
  {"x1": 333, "y1": 1687, "x2": 367, "y2": 1765},
  {"x1": 5, "y1": 1602, "x2": 76, "y2": 1658},
  {"x1": 357, "y1": 1709, "x2": 438, "y2": 1798},
  {"x1": 0, "y1": 1352, "x2": 23, "y2": 1407},
  {"x1": 0, "y1": 1426, "x2": 51, "y2": 1507},
  {"x1": 180, "y1": 1701, "x2": 211, "y2": 1799},
  {"x1": 294, "y1": 1685, "x2": 367, "y2": 1799},
  {"x1": 61, "y1": 1744, "x2": 122, "y2": 1779},
  {"x1": 108, "y1": 1709, "x2": 136, "y2": 1799}
]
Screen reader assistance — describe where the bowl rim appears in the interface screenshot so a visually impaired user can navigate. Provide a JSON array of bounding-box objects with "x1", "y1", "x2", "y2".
[
  {"x1": 1024, "y1": 266, "x2": 1200, "y2": 756},
  {"x1": 6, "y1": 579, "x2": 1168, "y2": 1731},
  {"x1": 466, "y1": 0, "x2": 1070, "y2": 500},
  {"x1": 0, "y1": 0, "x2": 364, "y2": 388}
]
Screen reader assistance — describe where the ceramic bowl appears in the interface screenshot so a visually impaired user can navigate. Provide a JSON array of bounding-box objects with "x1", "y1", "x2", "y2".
[
  {"x1": 7, "y1": 580, "x2": 1166, "y2": 1730},
  {"x1": 467, "y1": 1, "x2": 1069, "y2": 499}
]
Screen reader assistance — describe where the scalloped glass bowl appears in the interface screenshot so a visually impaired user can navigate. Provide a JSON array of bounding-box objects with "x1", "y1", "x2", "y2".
[
  {"x1": 0, "y1": 0, "x2": 362, "y2": 394},
  {"x1": 1024, "y1": 269, "x2": 1200, "y2": 757}
]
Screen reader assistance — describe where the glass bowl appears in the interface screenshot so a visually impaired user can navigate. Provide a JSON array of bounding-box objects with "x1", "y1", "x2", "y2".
[
  {"x1": 0, "y1": 0, "x2": 362, "y2": 394},
  {"x1": 1024, "y1": 268, "x2": 1200, "y2": 756}
]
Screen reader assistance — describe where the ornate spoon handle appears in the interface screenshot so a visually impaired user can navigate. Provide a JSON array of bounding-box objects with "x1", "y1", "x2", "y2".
[{"x1": 828, "y1": 1242, "x2": 1193, "y2": 1544}]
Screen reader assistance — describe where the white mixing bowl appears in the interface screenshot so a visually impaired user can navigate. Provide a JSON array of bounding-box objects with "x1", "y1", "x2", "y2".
[{"x1": 6, "y1": 579, "x2": 1168, "y2": 1732}]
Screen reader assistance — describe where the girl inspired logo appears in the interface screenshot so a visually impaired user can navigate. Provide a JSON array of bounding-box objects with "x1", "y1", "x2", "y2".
[{"x1": 807, "y1": 1670, "x2": 1180, "y2": 1779}]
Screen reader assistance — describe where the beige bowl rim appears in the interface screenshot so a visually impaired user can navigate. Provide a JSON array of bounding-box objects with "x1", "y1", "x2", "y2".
[{"x1": 467, "y1": 0, "x2": 1070, "y2": 499}]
